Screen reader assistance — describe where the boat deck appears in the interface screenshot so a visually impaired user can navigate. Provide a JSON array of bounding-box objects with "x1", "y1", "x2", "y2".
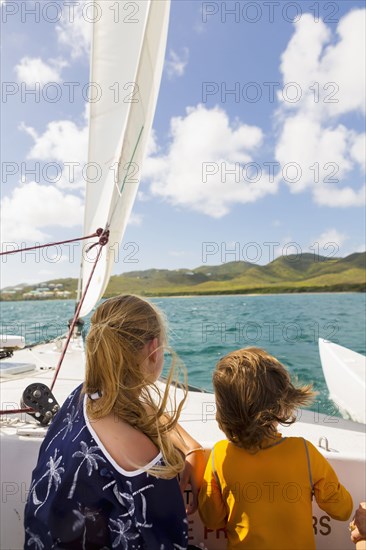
[
  {"x1": 0, "y1": 336, "x2": 85, "y2": 415},
  {"x1": 1, "y1": 337, "x2": 365, "y2": 549}
]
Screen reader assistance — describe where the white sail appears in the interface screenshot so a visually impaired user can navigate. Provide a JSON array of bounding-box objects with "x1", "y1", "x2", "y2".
[
  {"x1": 319, "y1": 338, "x2": 366, "y2": 423},
  {"x1": 79, "y1": 0, "x2": 170, "y2": 317}
]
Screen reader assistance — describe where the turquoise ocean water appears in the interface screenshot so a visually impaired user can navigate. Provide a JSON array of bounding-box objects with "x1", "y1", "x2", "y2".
[{"x1": 1, "y1": 293, "x2": 365, "y2": 416}]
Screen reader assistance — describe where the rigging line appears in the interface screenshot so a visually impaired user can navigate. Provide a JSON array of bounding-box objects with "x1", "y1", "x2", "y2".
[
  {"x1": 0, "y1": 230, "x2": 101, "y2": 256},
  {"x1": 0, "y1": 407, "x2": 34, "y2": 416},
  {"x1": 50, "y1": 229, "x2": 109, "y2": 392},
  {"x1": 0, "y1": 229, "x2": 109, "y2": 417}
]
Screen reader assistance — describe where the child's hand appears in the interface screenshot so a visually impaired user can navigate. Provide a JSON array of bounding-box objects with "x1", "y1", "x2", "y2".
[
  {"x1": 350, "y1": 503, "x2": 366, "y2": 543},
  {"x1": 179, "y1": 448, "x2": 208, "y2": 515}
]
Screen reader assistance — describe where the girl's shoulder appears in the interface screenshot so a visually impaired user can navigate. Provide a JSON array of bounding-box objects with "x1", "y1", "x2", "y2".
[{"x1": 84, "y1": 403, "x2": 161, "y2": 474}]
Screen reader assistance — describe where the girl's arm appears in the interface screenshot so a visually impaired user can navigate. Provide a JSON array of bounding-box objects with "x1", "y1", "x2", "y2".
[
  {"x1": 169, "y1": 422, "x2": 202, "y2": 454},
  {"x1": 198, "y1": 446, "x2": 227, "y2": 529},
  {"x1": 170, "y1": 423, "x2": 207, "y2": 514}
]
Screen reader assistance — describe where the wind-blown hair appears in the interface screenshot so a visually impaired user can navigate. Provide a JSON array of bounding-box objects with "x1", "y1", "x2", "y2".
[
  {"x1": 83, "y1": 294, "x2": 187, "y2": 478},
  {"x1": 213, "y1": 347, "x2": 314, "y2": 452}
]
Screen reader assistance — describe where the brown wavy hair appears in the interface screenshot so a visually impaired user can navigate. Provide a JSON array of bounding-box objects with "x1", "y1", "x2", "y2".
[
  {"x1": 83, "y1": 295, "x2": 187, "y2": 478},
  {"x1": 213, "y1": 347, "x2": 315, "y2": 451}
]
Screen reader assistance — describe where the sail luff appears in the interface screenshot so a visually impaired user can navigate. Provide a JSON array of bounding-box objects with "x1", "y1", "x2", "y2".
[
  {"x1": 79, "y1": 0, "x2": 170, "y2": 318},
  {"x1": 76, "y1": 1, "x2": 98, "y2": 305}
]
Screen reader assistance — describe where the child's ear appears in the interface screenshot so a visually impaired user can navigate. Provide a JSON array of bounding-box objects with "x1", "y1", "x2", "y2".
[{"x1": 148, "y1": 337, "x2": 159, "y2": 363}]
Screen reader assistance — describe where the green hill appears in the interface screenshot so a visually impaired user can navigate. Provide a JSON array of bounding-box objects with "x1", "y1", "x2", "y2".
[{"x1": 1, "y1": 252, "x2": 365, "y2": 300}]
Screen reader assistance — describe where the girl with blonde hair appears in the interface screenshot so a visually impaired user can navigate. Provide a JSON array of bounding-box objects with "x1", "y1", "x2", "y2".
[
  {"x1": 198, "y1": 347, "x2": 353, "y2": 549},
  {"x1": 24, "y1": 295, "x2": 204, "y2": 549}
]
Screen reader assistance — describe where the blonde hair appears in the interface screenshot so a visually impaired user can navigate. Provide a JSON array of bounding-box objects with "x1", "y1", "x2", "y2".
[
  {"x1": 213, "y1": 347, "x2": 315, "y2": 452},
  {"x1": 83, "y1": 295, "x2": 187, "y2": 478}
]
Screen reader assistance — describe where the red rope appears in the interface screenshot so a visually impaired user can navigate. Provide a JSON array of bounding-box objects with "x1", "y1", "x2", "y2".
[
  {"x1": 0, "y1": 229, "x2": 110, "y2": 417},
  {"x1": 50, "y1": 233, "x2": 108, "y2": 391},
  {"x1": 0, "y1": 229, "x2": 104, "y2": 256},
  {"x1": 1, "y1": 407, "x2": 34, "y2": 415}
]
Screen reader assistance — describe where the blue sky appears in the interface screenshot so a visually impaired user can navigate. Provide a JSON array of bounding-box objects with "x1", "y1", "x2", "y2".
[{"x1": 1, "y1": 0, "x2": 365, "y2": 288}]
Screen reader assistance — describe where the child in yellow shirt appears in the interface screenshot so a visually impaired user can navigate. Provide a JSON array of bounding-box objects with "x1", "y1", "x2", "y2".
[{"x1": 198, "y1": 347, "x2": 353, "y2": 549}]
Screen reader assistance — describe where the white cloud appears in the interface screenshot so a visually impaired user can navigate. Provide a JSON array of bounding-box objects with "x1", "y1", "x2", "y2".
[
  {"x1": 24, "y1": 120, "x2": 88, "y2": 163},
  {"x1": 275, "y1": 115, "x2": 354, "y2": 193},
  {"x1": 21, "y1": 120, "x2": 88, "y2": 189},
  {"x1": 146, "y1": 130, "x2": 160, "y2": 156},
  {"x1": 137, "y1": 191, "x2": 150, "y2": 202},
  {"x1": 350, "y1": 133, "x2": 366, "y2": 172},
  {"x1": 312, "y1": 229, "x2": 348, "y2": 250},
  {"x1": 56, "y1": 1, "x2": 92, "y2": 59},
  {"x1": 275, "y1": 9, "x2": 366, "y2": 207},
  {"x1": 144, "y1": 9, "x2": 365, "y2": 217},
  {"x1": 1, "y1": 181, "x2": 83, "y2": 243},
  {"x1": 15, "y1": 57, "x2": 67, "y2": 86},
  {"x1": 278, "y1": 10, "x2": 365, "y2": 118},
  {"x1": 318, "y1": 10, "x2": 366, "y2": 117},
  {"x1": 309, "y1": 229, "x2": 348, "y2": 258},
  {"x1": 313, "y1": 185, "x2": 366, "y2": 208},
  {"x1": 144, "y1": 104, "x2": 272, "y2": 218},
  {"x1": 128, "y1": 213, "x2": 143, "y2": 227},
  {"x1": 279, "y1": 15, "x2": 331, "y2": 99},
  {"x1": 165, "y1": 48, "x2": 189, "y2": 79}
]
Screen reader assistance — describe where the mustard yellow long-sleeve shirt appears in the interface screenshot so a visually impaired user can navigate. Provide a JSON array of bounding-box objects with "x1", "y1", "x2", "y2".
[{"x1": 198, "y1": 436, "x2": 352, "y2": 550}]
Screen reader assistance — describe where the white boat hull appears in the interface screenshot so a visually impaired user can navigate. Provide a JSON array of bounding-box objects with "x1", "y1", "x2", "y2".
[
  {"x1": 319, "y1": 338, "x2": 366, "y2": 424},
  {"x1": 1, "y1": 339, "x2": 365, "y2": 549}
]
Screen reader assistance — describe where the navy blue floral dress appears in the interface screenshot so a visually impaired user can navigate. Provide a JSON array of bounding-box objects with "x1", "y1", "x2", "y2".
[{"x1": 24, "y1": 385, "x2": 188, "y2": 549}]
